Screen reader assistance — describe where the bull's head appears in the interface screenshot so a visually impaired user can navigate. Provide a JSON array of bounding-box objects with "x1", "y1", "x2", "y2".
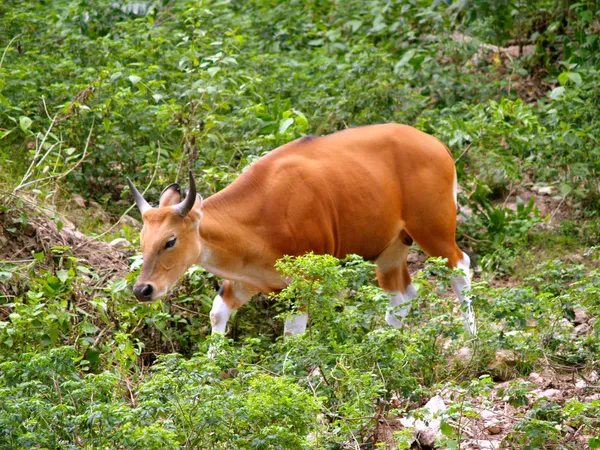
[{"x1": 126, "y1": 171, "x2": 202, "y2": 301}]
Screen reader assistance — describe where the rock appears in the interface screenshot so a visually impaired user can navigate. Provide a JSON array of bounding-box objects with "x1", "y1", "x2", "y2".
[
  {"x1": 533, "y1": 185, "x2": 554, "y2": 196},
  {"x1": 488, "y1": 349, "x2": 519, "y2": 381},
  {"x1": 400, "y1": 395, "x2": 446, "y2": 447},
  {"x1": 72, "y1": 194, "x2": 86, "y2": 208},
  {"x1": 536, "y1": 388, "x2": 562, "y2": 402},
  {"x1": 558, "y1": 318, "x2": 573, "y2": 329},
  {"x1": 462, "y1": 439, "x2": 499, "y2": 449},
  {"x1": 457, "y1": 346, "x2": 472, "y2": 362},
  {"x1": 484, "y1": 421, "x2": 503, "y2": 435},
  {"x1": 24, "y1": 223, "x2": 36, "y2": 237},
  {"x1": 390, "y1": 391, "x2": 402, "y2": 409},
  {"x1": 109, "y1": 238, "x2": 132, "y2": 249},
  {"x1": 574, "y1": 323, "x2": 592, "y2": 336},
  {"x1": 529, "y1": 372, "x2": 544, "y2": 385},
  {"x1": 417, "y1": 426, "x2": 439, "y2": 447},
  {"x1": 122, "y1": 215, "x2": 140, "y2": 227},
  {"x1": 480, "y1": 410, "x2": 496, "y2": 421},
  {"x1": 573, "y1": 308, "x2": 589, "y2": 325}
]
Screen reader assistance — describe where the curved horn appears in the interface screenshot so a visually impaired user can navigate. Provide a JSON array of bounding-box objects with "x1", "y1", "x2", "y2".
[
  {"x1": 126, "y1": 178, "x2": 152, "y2": 215},
  {"x1": 173, "y1": 170, "x2": 197, "y2": 217}
]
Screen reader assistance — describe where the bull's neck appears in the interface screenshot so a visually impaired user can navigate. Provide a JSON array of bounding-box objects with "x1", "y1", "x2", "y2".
[
  {"x1": 196, "y1": 195, "x2": 251, "y2": 271},
  {"x1": 198, "y1": 200, "x2": 229, "y2": 250}
]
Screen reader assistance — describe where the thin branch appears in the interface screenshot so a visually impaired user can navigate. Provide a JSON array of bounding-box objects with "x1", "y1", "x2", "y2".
[
  {"x1": 13, "y1": 112, "x2": 59, "y2": 194},
  {"x1": 0, "y1": 34, "x2": 22, "y2": 69},
  {"x1": 12, "y1": 117, "x2": 94, "y2": 193}
]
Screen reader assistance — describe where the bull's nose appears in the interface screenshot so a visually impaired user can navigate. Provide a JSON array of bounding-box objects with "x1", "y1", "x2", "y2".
[{"x1": 133, "y1": 283, "x2": 154, "y2": 301}]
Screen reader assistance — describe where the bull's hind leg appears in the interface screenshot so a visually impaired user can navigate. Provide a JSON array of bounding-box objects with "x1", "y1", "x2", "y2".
[
  {"x1": 375, "y1": 232, "x2": 417, "y2": 328},
  {"x1": 406, "y1": 216, "x2": 476, "y2": 335}
]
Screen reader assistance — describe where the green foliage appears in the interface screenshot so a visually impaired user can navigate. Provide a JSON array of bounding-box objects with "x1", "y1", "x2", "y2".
[
  {"x1": 0, "y1": 348, "x2": 319, "y2": 449},
  {"x1": 2, "y1": 0, "x2": 600, "y2": 447}
]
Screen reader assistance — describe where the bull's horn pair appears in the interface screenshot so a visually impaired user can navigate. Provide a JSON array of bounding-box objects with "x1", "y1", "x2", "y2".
[{"x1": 126, "y1": 170, "x2": 196, "y2": 216}]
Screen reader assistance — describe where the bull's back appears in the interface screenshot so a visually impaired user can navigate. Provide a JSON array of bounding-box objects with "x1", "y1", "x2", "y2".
[{"x1": 244, "y1": 124, "x2": 456, "y2": 260}]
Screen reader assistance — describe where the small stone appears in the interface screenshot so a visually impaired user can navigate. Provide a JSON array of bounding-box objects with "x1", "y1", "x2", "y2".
[
  {"x1": 456, "y1": 346, "x2": 472, "y2": 362},
  {"x1": 480, "y1": 410, "x2": 496, "y2": 420},
  {"x1": 558, "y1": 318, "x2": 573, "y2": 329},
  {"x1": 488, "y1": 349, "x2": 519, "y2": 380},
  {"x1": 537, "y1": 388, "x2": 562, "y2": 401},
  {"x1": 109, "y1": 238, "x2": 131, "y2": 249},
  {"x1": 72, "y1": 194, "x2": 86, "y2": 208},
  {"x1": 400, "y1": 395, "x2": 446, "y2": 447},
  {"x1": 122, "y1": 215, "x2": 140, "y2": 227},
  {"x1": 462, "y1": 439, "x2": 498, "y2": 449},
  {"x1": 484, "y1": 421, "x2": 503, "y2": 435},
  {"x1": 574, "y1": 323, "x2": 592, "y2": 336},
  {"x1": 529, "y1": 372, "x2": 544, "y2": 385},
  {"x1": 24, "y1": 223, "x2": 36, "y2": 237},
  {"x1": 416, "y1": 427, "x2": 439, "y2": 447},
  {"x1": 574, "y1": 308, "x2": 589, "y2": 325},
  {"x1": 533, "y1": 185, "x2": 554, "y2": 196}
]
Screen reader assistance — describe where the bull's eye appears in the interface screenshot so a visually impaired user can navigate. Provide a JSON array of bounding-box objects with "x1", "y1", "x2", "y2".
[{"x1": 165, "y1": 238, "x2": 176, "y2": 249}]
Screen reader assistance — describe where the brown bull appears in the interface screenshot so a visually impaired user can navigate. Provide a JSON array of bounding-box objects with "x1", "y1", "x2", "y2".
[{"x1": 127, "y1": 124, "x2": 476, "y2": 336}]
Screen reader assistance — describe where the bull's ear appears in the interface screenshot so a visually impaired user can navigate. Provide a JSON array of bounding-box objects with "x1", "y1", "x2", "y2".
[{"x1": 159, "y1": 183, "x2": 182, "y2": 207}]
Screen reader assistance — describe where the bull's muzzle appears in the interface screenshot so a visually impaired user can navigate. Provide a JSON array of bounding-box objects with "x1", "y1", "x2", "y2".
[{"x1": 133, "y1": 283, "x2": 154, "y2": 301}]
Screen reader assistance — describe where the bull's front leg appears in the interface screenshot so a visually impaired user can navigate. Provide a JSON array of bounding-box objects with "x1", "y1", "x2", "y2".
[{"x1": 210, "y1": 280, "x2": 258, "y2": 334}]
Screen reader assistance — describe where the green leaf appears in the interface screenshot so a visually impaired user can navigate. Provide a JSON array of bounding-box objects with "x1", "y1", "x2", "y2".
[
  {"x1": 549, "y1": 86, "x2": 565, "y2": 100},
  {"x1": 41, "y1": 333, "x2": 52, "y2": 346},
  {"x1": 84, "y1": 347, "x2": 101, "y2": 366},
  {"x1": 110, "y1": 278, "x2": 128, "y2": 293},
  {"x1": 19, "y1": 116, "x2": 32, "y2": 132},
  {"x1": 279, "y1": 117, "x2": 294, "y2": 135},
  {"x1": 567, "y1": 72, "x2": 582, "y2": 85},
  {"x1": 346, "y1": 20, "x2": 363, "y2": 32},
  {"x1": 0, "y1": 271, "x2": 12, "y2": 282},
  {"x1": 81, "y1": 322, "x2": 99, "y2": 334},
  {"x1": 207, "y1": 67, "x2": 221, "y2": 77},
  {"x1": 557, "y1": 72, "x2": 569, "y2": 86},
  {"x1": 589, "y1": 437, "x2": 600, "y2": 449},
  {"x1": 441, "y1": 421, "x2": 455, "y2": 437},
  {"x1": 394, "y1": 49, "x2": 416, "y2": 72},
  {"x1": 128, "y1": 75, "x2": 142, "y2": 85},
  {"x1": 56, "y1": 269, "x2": 69, "y2": 284}
]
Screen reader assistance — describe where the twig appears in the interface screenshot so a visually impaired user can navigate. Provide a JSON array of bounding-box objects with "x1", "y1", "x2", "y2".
[
  {"x1": 0, "y1": 34, "x2": 22, "y2": 69},
  {"x1": 454, "y1": 143, "x2": 472, "y2": 163},
  {"x1": 548, "y1": 195, "x2": 567, "y2": 224},
  {"x1": 11, "y1": 115, "x2": 90, "y2": 195}
]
